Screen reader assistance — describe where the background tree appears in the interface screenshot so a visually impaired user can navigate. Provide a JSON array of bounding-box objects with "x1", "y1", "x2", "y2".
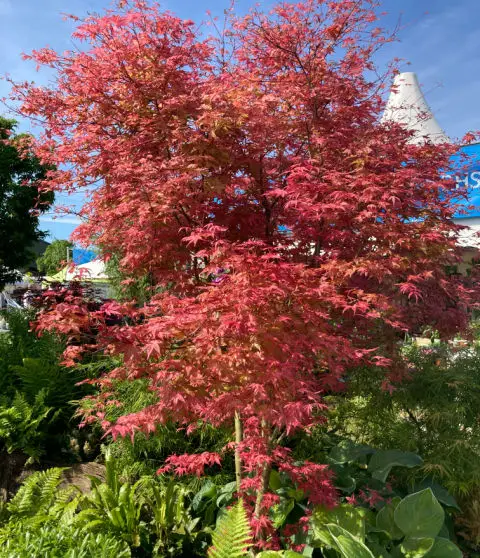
[
  {"x1": 0, "y1": 117, "x2": 53, "y2": 287},
  {"x1": 14, "y1": 0, "x2": 477, "y2": 543},
  {"x1": 36, "y1": 239, "x2": 73, "y2": 276}
]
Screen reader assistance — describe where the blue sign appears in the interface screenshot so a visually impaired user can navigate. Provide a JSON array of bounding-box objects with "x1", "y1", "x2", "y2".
[
  {"x1": 447, "y1": 143, "x2": 480, "y2": 219},
  {"x1": 72, "y1": 248, "x2": 97, "y2": 265}
]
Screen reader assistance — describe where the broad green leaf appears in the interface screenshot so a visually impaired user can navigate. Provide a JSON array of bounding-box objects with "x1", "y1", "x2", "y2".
[
  {"x1": 394, "y1": 489, "x2": 444, "y2": 539},
  {"x1": 311, "y1": 503, "x2": 368, "y2": 542},
  {"x1": 300, "y1": 545, "x2": 314, "y2": 557},
  {"x1": 399, "y1": 537, "x2": 434, "y2": 557},
  {"x1": 192, "y1": 481, "x2": 217, "y2": 511},
  {"x1": 326, "y1": 524, "x2": 375, "y2": 558},
  {"x1": 415, "y1": 481, "x2": 461, "y2": 512},
  {"x1": 256, "y1": 552, "x2": 283, "y2": 557},
  {"x1": 216, "y1": 481, "x2": 237, "y2": 507},
  {"x1": 269, "y1": 469, "x2": 283, "y2": 491},
  {"x1": 334, "y1": 472, "x2": 356, "y2": 494},
  {"x1": 424, "y1": 537, "x2": 462, "y2": 557},
  {"x1": 329, "y1": 440, "x2": 374, "y2": 464},
  {"x1": 271, "y1": 498, "x2": 295, "y2": 529},
  {"x1": 368, "y1": 450, "x2": 423, "y2": 482},
  {"x1": 367, "y1": 541, "x2": 393, "y2": 557},
  {"x1": 376, "y1": 497, "x2": 403, "y2": 540}
]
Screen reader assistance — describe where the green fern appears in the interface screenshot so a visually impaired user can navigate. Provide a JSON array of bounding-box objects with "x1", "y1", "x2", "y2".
[
  {"x1": 208, "y1": 499, "x2": 252, "y2": 558},
  {"x1": 8, "y1": 467, "x2": 67, "y2": 518},
  {"x1": 11, "y1": 357, "x2": 83, "y2": 409},
  {"x1": 0, "y1": 391, "x2": 57, "y2": 460}
]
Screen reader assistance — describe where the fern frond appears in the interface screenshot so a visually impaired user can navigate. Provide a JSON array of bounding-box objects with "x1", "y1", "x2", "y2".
[
  {"x1": 208, "y1": 499, "x2": 252, "y2": 558},
  {"x1": 8, "y1": 467, "x2": 67, "y2": 518}
]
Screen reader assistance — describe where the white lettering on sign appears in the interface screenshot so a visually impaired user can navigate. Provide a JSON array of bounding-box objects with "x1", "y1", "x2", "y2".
[
  {"x1": 448, "y1": 171, "x2": 480, "y2": 190},
  {"x1": 471, "y1": 171, "x2": 480, "y2": 189}
]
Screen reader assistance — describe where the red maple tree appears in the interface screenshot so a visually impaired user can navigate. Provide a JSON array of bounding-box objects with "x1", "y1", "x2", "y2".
[{"x1": 12, "y1": 0, "x2": 477, "y2": 540}]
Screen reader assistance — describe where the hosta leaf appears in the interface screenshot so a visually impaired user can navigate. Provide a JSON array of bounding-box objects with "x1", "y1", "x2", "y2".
[
  {"x1": 424, "y1": 537, "x2": 462, "y2": 557},
  {"x1": 399, "y1": 537, "x2": 434, "y2": 557},
  {"x1": 394, "y1": 489, "x2": 444, "y2": 539},
  {"x1": 376, "y1": 497, "x2": 403, "y2": 540},
  {"x1": 414, "y1": 481, "x2": 461, "y2": 512},
  {"x1": 368, "y1": 450, "x2": 422, "y2": 482},
  {"x1": 326, "y1": 524, "x2": 375, "y2": 558},
  {"x1": 311, "y1": 503, "x2": 368, "y2": 542},
  {"x1": 329, "y1": 440, "x2": 374, "y2": 464}
]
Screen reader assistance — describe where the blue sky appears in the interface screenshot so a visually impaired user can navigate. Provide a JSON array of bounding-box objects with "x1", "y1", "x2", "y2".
[{"x1": 0, "y1": 0, "x2": 479, "y2": 241}]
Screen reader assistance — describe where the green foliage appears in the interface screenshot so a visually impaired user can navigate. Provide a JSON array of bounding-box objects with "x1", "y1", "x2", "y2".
[
  {"x1": 73, "y1": 448, "x2": 147, "y2": 548},
  {"x1": 310, "y1": 488, "x2": 462, "y2": 557},
  {"x1": 0, "y1": 310, "x2": 66, "y2": 396},
  {"x1": 36, "y1": 239, "x2": 73, "y2": 276},
  {"x1": 0, "y1": 524, "x2": 131, "y2": 557},
  {"x1": 100, "y1": 377, "x2": 233, "y2": 480},
  {"x1": 104, "y1": 252, "x2": 153, "y2": 304},
  {"x1": 0, "y1": 391, "x2": 57, "y2": 460},
  {"x1": 330, "y1": 342, "x2": 480, "y2": 496},
  {"x1": 394, "y1": 489, "x2": 444, "y2": 539},
  {"x1": 0, "y1": 310, "x2": 90, "y2": 462},
  {"x1": 6, "y1": 467, "x2": 73, "y2": 520},
  {"x1": 0, "y1": 117, "x2": 53, "y2": 287},
  {"x1": 142, "y1": 477, "x2": 211, "y2": 556},
  {"x1": 0, "y1": 454, "x2": 220, "y2": 556},
  {"x1": 208, "y1": 499, "x2": 252, "y2": 558},
  {"x1": 325, "y1": 340, "x2": 480, "y2": 554},
  {"x1": 256, "y1": 552, "x2": 303, "y2": 557},
  {"x1": 10, "y1": 358, "x2": 83, "y2": 410}
]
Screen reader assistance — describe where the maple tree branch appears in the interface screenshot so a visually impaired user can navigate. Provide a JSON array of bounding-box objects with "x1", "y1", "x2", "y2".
[
  {"x1": 254, "y1": 419, "x2": 273, "y2": 525},
  {"x1": 234, "y1": 410, "x2": 242, "y2": 493}
]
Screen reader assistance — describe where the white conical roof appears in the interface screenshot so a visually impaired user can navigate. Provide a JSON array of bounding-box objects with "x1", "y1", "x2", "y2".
[{"x1": 382, "y1": 72, "x2": 450, "y2": 145}]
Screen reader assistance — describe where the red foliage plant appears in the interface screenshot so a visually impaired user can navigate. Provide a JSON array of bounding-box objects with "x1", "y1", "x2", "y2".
[{"x1": 12, "y1": 0, "x2": 478, "y2": 540}]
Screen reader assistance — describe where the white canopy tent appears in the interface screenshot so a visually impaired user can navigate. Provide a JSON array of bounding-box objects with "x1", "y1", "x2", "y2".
[{"x1": 47, "y1": 258, "x2": 109, "y2": 282}]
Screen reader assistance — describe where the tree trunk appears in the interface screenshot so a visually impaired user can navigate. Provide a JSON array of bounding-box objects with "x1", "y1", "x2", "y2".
[{"x1": 234, "y1": 411, "x2": 242, "y2": 493}]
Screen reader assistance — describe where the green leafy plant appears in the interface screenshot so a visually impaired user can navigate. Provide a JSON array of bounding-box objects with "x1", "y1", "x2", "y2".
[
  {"x1": 6, "y1": 467, "x2": 69, "y2": 519},
  {"x1": 311, "y1": 488, "x2": 462, "y2": 557},
  {"x1": 140, "y1": 477, "x2": 210, "y2": 556},
  {"x1": 0, "y1": 524, "x2": 131, "y2": 558},
  {"x1": 10, "y1": 357, "x2": 83, "y2": 411},
  {"x1": 36, "y1": 239, "x2": 73, "y2": 276},
  {"x1": 0, "y1": 391, "x2": 58, "y2": 461},
  {"x1": 208, "y1": 499, "x2": 252, "y2": 558},
  {"x1": 0, "y1": 309, "x2": 91, "y2": 464},
  {"x1": 330, "y1": 343, "x2": 480, "y2": 495},
  {"x1": 73, "y1": 448, "x2": 148, "y2": 549},
  {"x1": 327, "y1": 341, "x2": 480, "y2": 553},
  {"x1": 96, "y1": 377, "x2": 233, "y2": 481}
]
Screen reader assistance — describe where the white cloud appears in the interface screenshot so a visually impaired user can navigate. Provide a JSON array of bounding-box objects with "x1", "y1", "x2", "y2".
[{"x1": 39, "y1": 216, "x2": 82, "y2": 225}]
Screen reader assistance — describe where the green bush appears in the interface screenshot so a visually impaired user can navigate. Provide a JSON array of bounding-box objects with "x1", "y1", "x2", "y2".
[
  {"x1": 92, "y1": 377, "x2": 233, "y2": 481},
  {"x1": 0, "y1": 309, "x2": 93, "y2": 463},
  {"x1": 329, "y1": 342, "x2": 480, "y2": 495},
  {"x1": 0, "y1": 392, "x2": 58, "y2": 461}
]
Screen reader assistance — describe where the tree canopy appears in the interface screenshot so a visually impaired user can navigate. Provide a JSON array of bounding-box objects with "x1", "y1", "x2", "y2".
[
  {"x1": 36, "y1": 239, "x2": 73, "y2": 276},
  {"x1": 16, "y1": 0, "x2": 477, "y2": 536},
  {"x1": 0, "y1": 117, "x2": 53, "y2": 287}
]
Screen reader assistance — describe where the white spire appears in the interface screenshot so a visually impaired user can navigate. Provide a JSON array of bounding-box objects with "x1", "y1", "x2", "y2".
[{"x1": 382, "y1": 72, "x2": 450, "y2": 145}]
